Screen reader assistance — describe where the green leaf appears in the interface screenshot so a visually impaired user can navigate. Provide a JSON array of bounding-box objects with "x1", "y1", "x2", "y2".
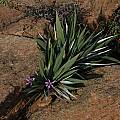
[
  {"x1": 77, "y1": 26, "x2": 87, "y2": 50},
  {"x1": 96, "y1": 35, "x2": 117, "y2": 49},
  {"x1": 36, "y1": 38, "x2": 47, "y2": 51},
  {"x1": 56, "y1": 11, "x2": 65, "y2": 45},
  {"x1": 53, "y1": 43, "x2": 66, "y2": 73},
  {"x1": 58, "y1": 69, "x2": 78, "y2": 81},
  {"x1": 47, "y1": 46, "x2": 54, "y2": 73},
  {"x1": 38, "y1": 54, "x2": 45, "y2": 78},
  {"x1": 53, "y1": 87, "x2": 70, "y2": 101},
  {"x1": 37, "y1": 50, "x2": 44, "y2": 75},
  {"x1": 54, "y1": 53, "x2": 79, "y2": 80},
  {"x1": 102, "y1": 56, "x2": 120, "y2": 64},
  {"x1": 82, "y1": 49, "x2": 111, "y2": 61},
  {"x1": 92, "y1": 46, "x2": 107, "y2": 53},
  {"x1": 58, "y1": 85, "x2": 76, "y2": 99},
  {"x1": 68, "y1": 10, "x2": 77, "y2": 43},
  {"x1": 81, "y1": 41, "x2": 97, "y2": 58},
  {"x1": 25, "y1": 88, "x2": 40, "y2": 95},
  {"x1": 89, "y1": 30, "x2": 103, "y2": 41},
  {"x1": 79, "y1": 63, "x2": 114, "y2": 66},
  {"x1": 46, "y1": 38, "x2": 51, "y2": 68},
  {"x1": 76, "y1": 34, "x2": 93, "y2": 56},
  {"x1": 25, "y1": 93, "x2": 40, "y2": 106},
  {"x1": 61, "y1": 78, "x2": 84, "y2": 84},
  {"x1": 63, "y1": 85, "x2": 79, "y2": 90},
  {"x1": 0, "y1": 0, "x2": 8, "y2": 5}
]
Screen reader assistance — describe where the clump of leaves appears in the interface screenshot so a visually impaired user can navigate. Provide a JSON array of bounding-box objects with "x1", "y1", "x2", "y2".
[
  {"x1": 108, "y1": 7, "x2": 120, "y2": 35},
  {"x1": 25, "y1": 3, "x2": 85, "y2": 25},
  {"x1": 23, "y1": 10, "x2": 119, "y2": 106},
  {"x1": 0, "y1": 0, "x2": 8, "y2": 5},
  {"x1": 98, "y1": 7, "x2": 120, "y2": 58},
  {"x1": 98, "y1": 7, "x2": 120, "y2": 35}
]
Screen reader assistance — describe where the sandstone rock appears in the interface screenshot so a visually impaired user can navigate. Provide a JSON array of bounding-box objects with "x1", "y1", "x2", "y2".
[
  {"x1": 8, "y1": 0, "x2": 73, "y2": 8},
  {"x1": 76, "y1": 0, "x2": 120, "y2": 27},
  {"x1": 0, "y1": 35, "x2": 39, "y2": 103},
  {"x1": 1, "y1": 0, "x2": 119, "y2": 30},
  {"x1": 7, "y1": 0, "x2": 56, "y2": 11},
  {"x1": 2, "y1": 18, "x2": 49, "y2": 38},
  {"x1": 0, "y1": 5, "x2": 24, "y2": 31}
]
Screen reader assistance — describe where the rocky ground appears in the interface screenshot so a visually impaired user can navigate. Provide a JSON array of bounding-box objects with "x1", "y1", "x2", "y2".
[
  {"x1": 29, "y1": 65, "x2": 120, "y2": 120},
  {"x1": 0, "y1": 0, "x2": 120, "y2": 120},
  {"x1": 0, "y1": 35, "x2": 38, "y2": 102}
]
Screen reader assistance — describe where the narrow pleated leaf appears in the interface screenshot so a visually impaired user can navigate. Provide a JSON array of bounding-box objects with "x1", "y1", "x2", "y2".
[
  {"x1": 56, "y1": 11, "x2": 65, "y2": 44},
  {"x1": 38, "y1": 53, "x2": 45, "y2": 78},
  {"x1": 53, "y1": 43, "x2": 66, "y2": 73},
  {"x1": 37, "y1": 38, "x2": 47, "y2": 51},
  {"x1": 69, "y1": 10, "x2": 77, "y2": 43},
  {"x1": 96, "y1": 35, "x2": 117, "y2": 49},
  {"x1": 102, "y1": 56, "x2": 120, "y2": 64},
  {"x1": 54, "y1": 87, "x2": 70, "y2": 101},
  {"x1": 77, "y1": 27, "x2": 87, "y2": 50},
  {"x1": 47, "y1": 47, "x2": 54, "y2": 72},
  {"x1": 58, "y1": 69, "x2": 78, "y2": 81},
  {"x1": 82, "y1": 49, "x2": 111, "y2": 61},
  {"x1": 54, "y1": 53, "x2": 79, "y2": 80},
  {"x1": 63, "y1": 85, "x2": 79, "y2": 90},
  {"x1": 61, "y1": 78, "x2": 84, "y2": 84},
  {"x1": 26, "y1": 88, "x2": 40, "y2": 95},
  {"x1": 58, "y1": 85, "x2": 76, "y2": 99},
  {"x1": 81, "y1": 41, "x2": 97, "y2": 58},
  {"x1": 79, "y1": 63, "x2": 114, "y2": 66}
]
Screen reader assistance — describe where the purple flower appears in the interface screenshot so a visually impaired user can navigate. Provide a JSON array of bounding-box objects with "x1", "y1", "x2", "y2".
[
  {"x1": 45, "y1": 79, "x2": 54, "y2": 90},
  {"x1": 26, "y1": 76, "x2": 35, "y2": 86}
]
